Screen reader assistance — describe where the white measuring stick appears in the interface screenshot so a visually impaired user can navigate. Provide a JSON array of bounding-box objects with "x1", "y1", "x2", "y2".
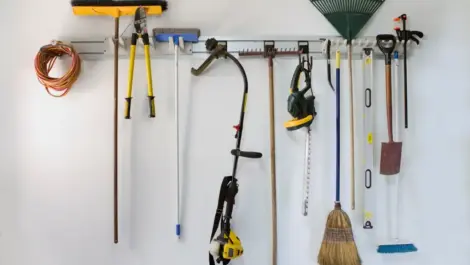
[
  {"x1": 302, "y1": 127, "x2": 312, "y2": 216},
  {"x1": 362, "y1": 48, "x2": 375, "y2": 230}
]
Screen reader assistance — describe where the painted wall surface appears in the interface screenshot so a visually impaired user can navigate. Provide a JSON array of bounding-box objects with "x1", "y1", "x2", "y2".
[{"x1": 0, "y1": 0, "x2": 469, "y2": 265}]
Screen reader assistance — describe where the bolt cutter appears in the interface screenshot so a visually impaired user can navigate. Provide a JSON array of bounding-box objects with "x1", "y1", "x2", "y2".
[{"x1": 125, "y1": 6, "x2": 155, "y2": 119}]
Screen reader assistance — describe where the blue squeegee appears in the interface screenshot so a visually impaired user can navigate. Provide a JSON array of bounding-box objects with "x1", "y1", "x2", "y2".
[{"x1": 153, "y1": 28, "x2": 200, "y2": 239}]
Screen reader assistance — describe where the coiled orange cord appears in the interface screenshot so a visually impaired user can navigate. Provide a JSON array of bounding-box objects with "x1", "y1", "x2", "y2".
[{"x1": 34, "y1": 41, "x2": 82, "y2": 97}]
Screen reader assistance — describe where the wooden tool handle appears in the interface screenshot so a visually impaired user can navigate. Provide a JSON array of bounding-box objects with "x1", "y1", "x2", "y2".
[
  {"x1": 348, "y1": 45, "x2": 355, "y2": 210},
  {"x1": 268, "y1": 56, "x2": 277, "y2": 265},
  {"x1": 113, "y1": 16, "x2": 119, "y2": 245},
  {"x1": 386, "y1": 65, "x2": 394, "y2": 142}
]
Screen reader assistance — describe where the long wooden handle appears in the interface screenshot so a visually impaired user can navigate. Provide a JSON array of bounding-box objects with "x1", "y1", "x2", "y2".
[
  {"x1": 113, "y1": 17, "x2": 119, "y2": 244},
  {"x1": 386, "y1": 65, "x2": 394, "y2": 142},
  {"x1": 348, "y1": 45, "x2": 355, "y2": 210},
  {"x1": 268, "y1": 56, "x2": 277, "y2": 265}
]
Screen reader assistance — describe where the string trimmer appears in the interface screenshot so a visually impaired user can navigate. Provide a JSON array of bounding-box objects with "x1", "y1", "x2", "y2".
[
  {"x1": 191, "y1": 38, "x2": 263, "y2": 265},
  {"x1": 284, "y1": 56, "x2": 317, "y2": 216}
]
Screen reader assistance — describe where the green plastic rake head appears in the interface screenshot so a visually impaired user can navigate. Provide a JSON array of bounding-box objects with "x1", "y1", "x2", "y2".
[{"x1": 309, "y1": 0, "x2": 385, "y2": 41}]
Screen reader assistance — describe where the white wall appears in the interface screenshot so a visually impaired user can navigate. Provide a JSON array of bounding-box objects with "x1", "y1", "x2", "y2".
[{"x1": 1, "y1": 0, "x2": 469, "y2": 265}]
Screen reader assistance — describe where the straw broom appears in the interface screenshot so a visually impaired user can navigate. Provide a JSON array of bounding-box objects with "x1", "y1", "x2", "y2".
[{"x1": 318, "y1": 50, "x2": 361, "y2": 265}]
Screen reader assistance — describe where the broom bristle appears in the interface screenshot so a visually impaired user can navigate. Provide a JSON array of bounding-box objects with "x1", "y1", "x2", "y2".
[{"x1": 318, "y1": 202, "x2": 361, "y2": 265}]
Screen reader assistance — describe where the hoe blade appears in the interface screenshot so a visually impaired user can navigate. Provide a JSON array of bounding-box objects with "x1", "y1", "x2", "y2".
[{"x1": 380, "y1": 142, "x2": 402, "y2": 175}]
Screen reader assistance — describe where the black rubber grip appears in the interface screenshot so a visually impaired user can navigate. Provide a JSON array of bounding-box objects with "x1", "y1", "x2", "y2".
[
  {"x1": 124, "y1": 97, "x2": 132, "y2": 119},
  {"x1": 131, "y1": 33, "x2": 138, "y2": 45},
  {"x1": 142, "y1": 33, "x2": 150, "y2": 46},
  {"x1": 148, "y1": 96, "x2": 155, "y2": 118},
  {"x1": 231, "y1": 149, "x2": 263, "y2": 159}
]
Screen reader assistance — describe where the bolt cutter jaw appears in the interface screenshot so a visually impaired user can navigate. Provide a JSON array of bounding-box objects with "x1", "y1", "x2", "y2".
[{"x1": 134, "y1": 6, "x2": 148, "y2": 34}]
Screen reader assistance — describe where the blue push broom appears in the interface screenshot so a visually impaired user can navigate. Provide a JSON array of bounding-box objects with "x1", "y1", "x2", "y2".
[
  {"x1": 377, "y1": 51, "x2": 417, "y2": 254},
  {"x1": 153, "y1": 28, "x2": 200, "y2": 239}
]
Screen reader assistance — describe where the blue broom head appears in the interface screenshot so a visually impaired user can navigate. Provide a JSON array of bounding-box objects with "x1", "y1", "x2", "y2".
[
  {"x1": 153, "y1": 28, "x2": 200, "y2": 45},
  {"x1": 377, "y1": 243, "x2": 418, "y2": 254}
]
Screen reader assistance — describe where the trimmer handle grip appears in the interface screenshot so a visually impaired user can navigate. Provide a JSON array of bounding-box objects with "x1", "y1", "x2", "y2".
[{"x1": 231, "y1": 149, "x2": 263, "y2": 159}]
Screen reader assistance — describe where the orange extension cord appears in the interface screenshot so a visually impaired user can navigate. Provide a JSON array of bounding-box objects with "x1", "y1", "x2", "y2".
[{"x1": 34, "y1": 41, "x2": 82, "y2": 97}]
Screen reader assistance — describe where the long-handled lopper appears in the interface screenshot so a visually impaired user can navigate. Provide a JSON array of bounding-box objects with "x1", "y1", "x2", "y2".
[
  {"x1": 154, "y1": 28, "x2": 200, "y2": 239},
  {"x1": 125, "y1": 7, "x2": 156, "y2": 119},
  {"x1": 377, "y1": 34, "x2": 401, "y2": 176}
]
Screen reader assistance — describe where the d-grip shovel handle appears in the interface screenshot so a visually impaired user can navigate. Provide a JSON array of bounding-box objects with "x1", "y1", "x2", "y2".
[
  {"x1": 231, "y1": 149, "x2": 263, "y2": 159},
  {"x1": 376, "y1": 34, "x2": 397, "y2": 65}
]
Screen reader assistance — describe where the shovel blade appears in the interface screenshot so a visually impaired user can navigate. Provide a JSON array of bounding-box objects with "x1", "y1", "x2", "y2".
[{"x1": 380, "y1": 142, "x2": 403, "y2": 175}]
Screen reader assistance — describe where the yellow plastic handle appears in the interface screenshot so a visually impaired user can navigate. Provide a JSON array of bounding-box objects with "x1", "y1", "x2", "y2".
[{"x1": 336, "y1": 50, "x2": 341, "y2": 69}]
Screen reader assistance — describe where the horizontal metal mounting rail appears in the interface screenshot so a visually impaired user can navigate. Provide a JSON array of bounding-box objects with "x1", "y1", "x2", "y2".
[{"x1": 62, "y1": 35, "x2": 420, "y2": 61}]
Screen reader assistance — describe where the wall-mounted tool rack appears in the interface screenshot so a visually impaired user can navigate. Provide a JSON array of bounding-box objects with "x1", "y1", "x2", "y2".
[{"x1": 66, "y1": 35, "x2": 420, "y2": 61}]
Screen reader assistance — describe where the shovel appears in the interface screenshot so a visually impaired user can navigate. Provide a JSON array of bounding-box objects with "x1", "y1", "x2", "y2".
[{"x1": 376, "y1": 34, "x2": 401, "y2": 175}]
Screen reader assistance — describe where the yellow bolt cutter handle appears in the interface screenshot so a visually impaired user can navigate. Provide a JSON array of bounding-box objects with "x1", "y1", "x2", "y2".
[
  {"x1": 142, "y1": 33, "x2": 156, "y2": 118},
  {"x1": 125, "y1": 33, "x2": 138, "y2": 119}
]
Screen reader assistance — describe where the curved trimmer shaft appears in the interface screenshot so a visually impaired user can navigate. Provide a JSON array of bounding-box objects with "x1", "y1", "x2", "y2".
[{"x1": 377, "y1": 34, "x2": 401, "y2": 176}]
